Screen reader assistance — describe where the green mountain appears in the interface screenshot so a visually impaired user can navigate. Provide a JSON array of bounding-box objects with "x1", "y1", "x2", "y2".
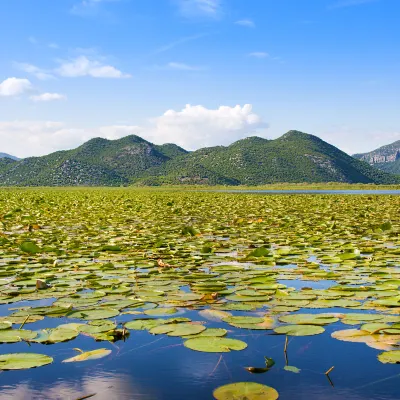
[
  {"x1": 0, "y1": 152, "x2": 19, "y2": 161},
  {"x1": 0, "y1": 136, "x2": 187, "y2": 186},
  {"x1": 0, "y1": 131, "x2": 398, "y2": 186},
  {"x1": 138, "y1": 131, "x2": 399, "y2": 185},
  {"x1": 353, "y1": 140, "x2": 400, "y2": 175}
]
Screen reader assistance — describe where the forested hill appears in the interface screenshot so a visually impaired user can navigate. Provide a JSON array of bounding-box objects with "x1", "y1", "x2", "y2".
[
  {"x1": 0, "y1": 131, "x2": 398, "y2": 186},
  {"x1": 353, "y1": 140, "x2": 400, "y2": 175}
]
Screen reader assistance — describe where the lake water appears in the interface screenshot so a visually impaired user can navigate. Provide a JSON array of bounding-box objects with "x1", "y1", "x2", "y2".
[
  {"x1": 1, "y1": 190, "x2": 400, "y2": 400},
  {"x1": 1, "y1": 301, "x2": 400, "y2": 400}
]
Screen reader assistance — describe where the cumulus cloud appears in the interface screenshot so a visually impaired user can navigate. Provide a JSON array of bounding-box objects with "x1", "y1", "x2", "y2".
[
  {"x1": 235, "y1": 19, "x2": 255, "y2": 28},
  {"x1": 0, "y1": 77, "x2": 32, "y2": 97},
  {"x1": 30, "y1": 93, "x2": 67, "y2": 102},
  {"x1": 0, "y1": 104, "x2": 266, "y2": 157},
  {"x1": 56, "y1": 56, "x2": 131, "y2": 78},
  {"x1": 0, "y1": 121, "x2": 142, "y2": 158},
  {"x1": 146, "y1": 104, "x2": 266, "y2": 149}
]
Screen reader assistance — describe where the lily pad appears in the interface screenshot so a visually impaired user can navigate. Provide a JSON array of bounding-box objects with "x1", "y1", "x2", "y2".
[
  {"x1": 213, "y1": 382, "x2": 279, "y2": 400},
  {"x1": 63, "y1": 348, "x2": 112, "y2": 363},
  {"x1": 377, "y1": 350, "x2": 400, "y2": 364},
  {"x1": 0, "y1": 329, "x2": 37, "y2": 343},
  {"x1": 0, "y1": 353, "x2": 53, "y2": 370},
  {"x1": 67, "y1": 308, "x2": 119, "y2": 320},
  {"x1": 279, "y1": 313, "x2": 338, "y2": 326},
  {"x1": 274, "y1": 325, "x2": 325, "y2": 336},
  {"x1": 184, "y1": 337, "x2": 248, "y2": 353}
]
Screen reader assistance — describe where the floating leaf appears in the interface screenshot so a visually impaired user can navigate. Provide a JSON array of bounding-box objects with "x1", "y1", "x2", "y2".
[
  {"x1": 67, "y1": 308, "x2": 119, "y2": 320},
  {"x1": 274, "y1": 325, "x2": 325, "y2": 336},
  {"x1": 0, "y1": 329, "x2": 37, "y2": 343},
  {"x1": 284, "y1": 365, "x2": 301, "y2": 373},
  {"x1": 184, "y1": 337, "x2": 247, "y2": 353},
  {"x1": 213, "y1": 382, "x2": 279, "y2": 400},
  {"x1": 279, "y1": 313, "x2": 338, "y2": 326},
  {"x1": 20, "y1": 241, "x2": 41, "y2": 254},
  {"x1": 0, "y1": 353, "x2": 53, "y2": 370},
  {"x1": 150, "y1": 323, "x2": 205, "y2": 337},
  {"x1": 63, "y1": 348, "x2": 112, "y2": 363}
]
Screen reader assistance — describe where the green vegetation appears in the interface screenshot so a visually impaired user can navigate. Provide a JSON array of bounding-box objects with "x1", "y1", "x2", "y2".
[
  {"x1": 1, "y1": 130, "x2": 399, "y2": 186},
  {"x1": 1, "y1": 188, "x2": 400, "y2": 395},
  {"x1": 354, "y1": 139, "x2": 400, "y2": 174}
]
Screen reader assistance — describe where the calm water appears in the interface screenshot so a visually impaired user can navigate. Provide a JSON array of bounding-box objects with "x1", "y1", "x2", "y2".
[
  {"x1": 217, "y1": 189, "x2": 400, "y2": 195},
  {"x1": 1, "y1": 301, "x2": 400, "y2": 400}
]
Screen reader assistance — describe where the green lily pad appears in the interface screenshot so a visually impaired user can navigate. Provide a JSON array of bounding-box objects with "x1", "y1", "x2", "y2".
[
  {"x1": 377, "y1": 350, "x2": 400, "y2": 364},
  {"x1": 67, "y1": 308, "x2": 119, "y2": 320},
  {"x1": 0, "y1": 353, "x2": 53, "y2": 370},
  {"x1": 284, "y1": 365, "x2": 301, "y2": 373},
  {"x1": 0, "y1": 321, "x2": 12, "y2": 330},
  {"x1": 0, "y1": 329, "x2": 37, "y2": 343},
  {"x1": 279, "y1": 313, "x2": 339, "y2": 326},
  {"x1": 274, "y1": 325, "x2": 325, "y2": 336},
  {"x1": 213, "y1": 382, "x2": 279, "y2": 400},
  {"x1": 184, "y1": 337, "x2": 247, "y2": 353},
  {"x1": 150, "y1": 323, "x2": 206, "y2": 337},
  {"x1": 144, "y1": 307, "x2": 178, "y2": 316}
]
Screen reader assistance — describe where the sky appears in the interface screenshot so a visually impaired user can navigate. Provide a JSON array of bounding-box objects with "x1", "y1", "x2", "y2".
[{"x1": 0, "y1": 0, "x2": 399, "y2": 158}]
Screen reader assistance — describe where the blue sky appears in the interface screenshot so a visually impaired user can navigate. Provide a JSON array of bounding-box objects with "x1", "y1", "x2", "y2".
[{"x1": 0, "y1": 0, "x2": 399, "y2": 157}]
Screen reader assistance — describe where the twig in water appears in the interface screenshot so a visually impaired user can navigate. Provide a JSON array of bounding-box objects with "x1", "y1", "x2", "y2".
[
  {"x1": 326, "y1": 374, "x2": 334, "y2": 387},
  {"x1": 221, "y1": 356, "x2": 233, "y2": 380},
  {"x1": 75, "y1": 394, "x2": 96, "y2": 400},
  {"x1": 325, "y1": 366, "x2": 334, "y2": 375},
  {"x1": 284, "y1": 351, "x2": 289, "y2": 366},
  {"x1": 209, "y1": 355, "x2": 223, "y2": 376},
  {"x1": 19, "y1": 315, "x2": 30, "y2": 330},
  {"x1": 284, "y1": 336, "x2": 288, "y2": 353}
]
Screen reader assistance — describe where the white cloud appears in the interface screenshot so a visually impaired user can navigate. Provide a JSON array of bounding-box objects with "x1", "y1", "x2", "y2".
[
  {"x1": 248, "y1": 52, "x2": 269, "y2": 58},
  {"x1": 0, "y1": 104, "x2": 266, "y2": 157},
  {"x1": 167, "y1": 62, "x2": 202, "y2": 71},
  {"x1": 0, "y1": 77, "x2": 32, "y2": 97},
  {"x1": 235, "y1": 19, "x2": 255, "y2": 28},
  {"x1": 15, "y1": 63, "x2": 55, "y2": 80},
  {"x1": 329, "y1": 0, "x2": 379, "y2": 8},
  {"x1": 176, "y1": 0, "x2": 222, "y2": 18},
  {"x1": 0, "y1": 121, "x2": 141, "y2": 157},
  {"x1": 30, "y1": 93, "x2": 67, "y2": 102},
  {"x1": 56, "y1": 56, "x2": 131, "y2": 78},
  {"x1": 146, "y1": 104, "x2": 266, "y2": 149}
]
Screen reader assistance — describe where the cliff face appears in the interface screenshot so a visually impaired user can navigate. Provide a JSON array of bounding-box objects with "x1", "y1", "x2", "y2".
[
  {"x1": 354, "y1": 141, "x2": 400, "y2": 164},
  {"x1": 353, "y1": 140, "x2": 400, "y2": 175}
]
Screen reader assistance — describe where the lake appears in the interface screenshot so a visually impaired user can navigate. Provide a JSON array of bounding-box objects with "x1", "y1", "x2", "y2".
[{"x1": 0, "y1": 189, "x2": 400, "y2": 400}]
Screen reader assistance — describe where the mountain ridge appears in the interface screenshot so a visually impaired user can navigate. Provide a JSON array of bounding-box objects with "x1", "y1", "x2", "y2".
[
  {"x1": 353, "y1": 140, "x2": 400, "y2": 174},
  {"x1": 0, "y1": 153, "x2": 19, "y2": 161},
  {"x1": 0, "y1": 131, "x2": 398, "y2": 186}
]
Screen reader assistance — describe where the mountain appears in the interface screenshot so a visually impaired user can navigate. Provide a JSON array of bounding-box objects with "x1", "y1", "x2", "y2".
[
  {"x1": 0, "y1": 130, "x2": 398, "y2": 186},
  {"x1": 353, "y1": 140, "x2": 400, "y2": 175},
  {"x1": 137, "y1": 131, "x2": 399, "y2": 185},
  {"x1": 0, "y1": 135, "x2": 188, "y2": 186},
  {"x1": 0, "y1": 153, "x2": 19, "y2": 161}
]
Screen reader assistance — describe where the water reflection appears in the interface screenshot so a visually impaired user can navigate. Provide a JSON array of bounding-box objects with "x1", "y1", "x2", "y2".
[{"x1": 0, "y1": 372, "x2": 156, "y2": 400}]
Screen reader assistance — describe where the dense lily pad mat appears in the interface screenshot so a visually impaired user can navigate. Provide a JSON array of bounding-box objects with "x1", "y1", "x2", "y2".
[{"x1": 1, "y1": 189, "x2": 400, "y2": 398}]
